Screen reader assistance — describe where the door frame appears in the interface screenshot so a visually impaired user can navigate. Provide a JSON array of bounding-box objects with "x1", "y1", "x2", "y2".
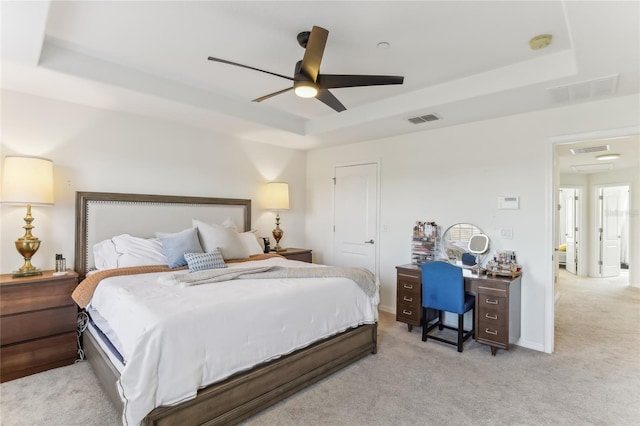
[
  {"x1": 331, "y1": 159, "x2": 381, "y2": 278},
  {"x1": 546, "y1": 125, "x2": 639, "y2": 354}
]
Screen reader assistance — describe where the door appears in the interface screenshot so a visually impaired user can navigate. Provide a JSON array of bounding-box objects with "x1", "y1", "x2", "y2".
[
  {"x1": 599, "y1": 186, "x2": 622, "y2": 277},
  {"x1": 333, "y1": 163, "x2": 378, "y2": 273},
  {"x1": 564, "y1": 189, "x2": 577, "y2": 274}
]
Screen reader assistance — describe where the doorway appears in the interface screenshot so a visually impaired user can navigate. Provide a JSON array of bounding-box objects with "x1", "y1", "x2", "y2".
[
  {"x1": 549, "y1": 126, "x2": 638, "y2": 354},
  {"x1": 558, "y1": 187, "x2": 581, "y2": 275},
  {"x1": 595, "y1": 184, "x2": 630, "y2": 281}
]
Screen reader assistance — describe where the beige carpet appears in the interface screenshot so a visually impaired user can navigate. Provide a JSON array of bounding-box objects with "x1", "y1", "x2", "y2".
[{"x1": 2, "y1": 269, "x2": 639, "y2": 425}]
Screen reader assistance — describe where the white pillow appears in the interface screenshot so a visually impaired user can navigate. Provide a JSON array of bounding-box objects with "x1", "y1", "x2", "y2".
[
  {"x1": 93, "y1": 239, "x2": 120, "y2": 270},
  {"x1": 192, "y1": 219, "x2": 249, "y2": 260},
  {"x1": 112, "y1": 234, "x2": 168, "y2": 267},
  {"x1": 239, "y1": 231, "x2": 264, "y2": 255}
]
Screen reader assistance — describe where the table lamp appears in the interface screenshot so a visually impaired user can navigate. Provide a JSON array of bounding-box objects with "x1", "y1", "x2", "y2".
[
  {"x1": 1, "y1": 156, "x2": 54, "y2": 277},
  {"x1": 265, "y1": 182, "x2": 289, "y2": 252}
]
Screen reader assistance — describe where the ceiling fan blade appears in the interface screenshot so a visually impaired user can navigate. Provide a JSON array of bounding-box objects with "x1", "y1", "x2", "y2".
[
  {"x1": 252, "y1": 87, "x2": 294, "y2": 103},
  {"x1": 208, "y1": 57, "x2": 294, "y2": 81},
  {"x1": 317, "y1": 74, "x2": 404, "y2": 89},
  {"x1": 300, "y1": 26, "x2": 329, "y2": 82},
  {"x1": 316, "y1": 89, "x2": 346, "y2": 112}
]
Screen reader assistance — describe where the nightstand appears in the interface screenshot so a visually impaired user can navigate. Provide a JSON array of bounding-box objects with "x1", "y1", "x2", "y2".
[
  {"x1": 0, "y1": 270, "x2": 79, "y2": 382},
  {"x1": 273, "y1": 248, "x2": 312, "y2": 263}
]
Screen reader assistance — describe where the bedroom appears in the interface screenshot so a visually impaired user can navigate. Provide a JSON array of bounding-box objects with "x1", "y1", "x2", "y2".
[{"x1": 1, "y1": 1, "x2": 639, "y2": 425}]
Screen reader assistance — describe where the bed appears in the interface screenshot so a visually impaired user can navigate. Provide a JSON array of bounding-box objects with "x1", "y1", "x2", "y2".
[{"x1": 73, "y1": 191, "x2": 378, "y2": 426}]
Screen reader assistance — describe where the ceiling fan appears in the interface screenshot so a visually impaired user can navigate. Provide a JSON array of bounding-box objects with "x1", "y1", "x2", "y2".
[{"x1": 207, "y1": 26, "x2": 404, "y2": 112}]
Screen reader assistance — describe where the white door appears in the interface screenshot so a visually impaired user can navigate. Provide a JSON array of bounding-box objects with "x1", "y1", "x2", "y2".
[
  {"x1": 565, "y1": 189, "x2": 577, "y2": 274},
  {"x1": 600, "y1": 187, "x2": 622, "y2": 277},
  {"x1": 333, "y1": 163, "x2": 378, "y2": 273}
]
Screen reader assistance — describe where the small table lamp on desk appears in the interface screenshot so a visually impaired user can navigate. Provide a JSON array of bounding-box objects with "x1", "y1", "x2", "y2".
[
  {"x1": 1, "y1": 156, "x2": 55, "y2": 277},
  {"x1": 265, "y1": 182, "x2": 289, "y2": 252}
]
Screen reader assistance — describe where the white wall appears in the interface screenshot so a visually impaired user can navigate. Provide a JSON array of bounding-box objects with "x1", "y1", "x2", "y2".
[
  {"x1": 0, "y1": 90, "x2": 307, "y2": 274},
  {"x1": 305, "y1": 94, "x2": 640, "y2": 353}
]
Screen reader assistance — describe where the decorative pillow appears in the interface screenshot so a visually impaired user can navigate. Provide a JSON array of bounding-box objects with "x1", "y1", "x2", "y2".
[
  {"x1": 93, "y1": 239, "x2": 120, "y2": 270},
  {"x1": 156, "y1": 228, "x2": 204, "y2": 268},
  {"x1": 192, "y1": 218, "x2": 249, "y2": 260},
  {"x1": 184, "y1": 249, "x2": 226, "y2": 273},
  {"x1": 112, "y1": 234, "x2": 168, "y2": 267},
  {"x1": 239, "y1": 231, "x2": 264, "y2": 255}
]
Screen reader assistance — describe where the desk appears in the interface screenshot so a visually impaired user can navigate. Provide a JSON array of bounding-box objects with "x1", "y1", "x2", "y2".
[{"x1": 395, "y1": 264, "x2": 521, "y2": 355}]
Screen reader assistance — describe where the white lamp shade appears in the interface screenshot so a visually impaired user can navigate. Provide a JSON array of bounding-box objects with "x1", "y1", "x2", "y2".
[
  {"x1": 265, "y1": 182, "x2": 289, "y2": 210},
  {"x1": 1, "y1": 156, "x2": 54, "y2": 205}
]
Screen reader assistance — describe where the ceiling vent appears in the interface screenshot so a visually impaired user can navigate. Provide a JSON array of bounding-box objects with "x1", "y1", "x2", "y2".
[
  {"x1": 570, "y1": 145, "x2": 610, "y2": 155},
  {"x1": 408, "y1": 113, "x2": 440, "y2": 124},
  {"x1": 547, "y1": 74, "x2": 619, "y2": 104}
]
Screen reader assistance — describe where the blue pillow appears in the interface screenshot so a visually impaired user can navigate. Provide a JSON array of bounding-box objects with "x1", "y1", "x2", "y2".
[
  {"x1": 184, "y1": 250, "x2": 226, "y2": 272},
  {"x1": 156, "y1": 228, "x2": 203, "y2": 268}
]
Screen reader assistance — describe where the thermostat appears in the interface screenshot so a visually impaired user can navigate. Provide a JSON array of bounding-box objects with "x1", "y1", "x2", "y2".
[{"x1": 498, "y1": 196, "x2": 519, "y2": 210}]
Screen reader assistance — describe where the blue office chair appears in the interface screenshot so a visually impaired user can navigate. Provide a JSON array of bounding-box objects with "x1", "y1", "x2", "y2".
[{"x1": 421, "y1": 261, "x2": 475, "y2": 352}]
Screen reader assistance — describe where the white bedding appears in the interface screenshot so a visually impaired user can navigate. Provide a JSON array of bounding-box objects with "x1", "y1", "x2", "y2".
[{"x1": 87, "y1": 257, "x2": 379, "y2": 426}]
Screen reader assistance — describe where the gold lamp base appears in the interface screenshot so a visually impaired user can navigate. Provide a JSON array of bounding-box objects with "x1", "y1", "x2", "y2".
[
  {"x1": 12, "y1": 204, "x2": 43, "y2": 278},
  {"x1": 272, "y1": 211, "x2": 285, "y2": 252}
]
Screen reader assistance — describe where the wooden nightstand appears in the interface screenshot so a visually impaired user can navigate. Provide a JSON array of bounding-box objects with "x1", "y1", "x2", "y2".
[
  {"x1": 0, "y1": 270, "x2": 79, "y2": 382},
  {"x1": 274, "y1": 248, "x2": 312, "y2": 263}
]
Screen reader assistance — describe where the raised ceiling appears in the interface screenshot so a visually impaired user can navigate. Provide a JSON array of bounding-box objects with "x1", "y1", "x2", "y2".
[{"x1": 2, "y1": 1, "x2": 639, "y2": 152}]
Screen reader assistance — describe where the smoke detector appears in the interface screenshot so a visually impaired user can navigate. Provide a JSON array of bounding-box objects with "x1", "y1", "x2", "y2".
[{"x1": 529, "y1": 34, "x2": 552, "y2": 50}]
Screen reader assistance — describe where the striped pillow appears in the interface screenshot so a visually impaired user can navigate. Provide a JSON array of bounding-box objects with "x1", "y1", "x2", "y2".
[{"x1": 184, "y1": 249, "x2": 226, "y2": 273}]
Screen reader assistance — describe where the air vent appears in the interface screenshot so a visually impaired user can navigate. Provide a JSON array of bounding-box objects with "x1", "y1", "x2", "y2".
[
  {"x1": 408, "y1": 113, "x2": 440, "y2": 124},
  {"x1": 570, "y1": 145, "x2": 610, "y2": 155},
  {"x1": 547, "y1": 74, "x2": 619, "y2": 104}
]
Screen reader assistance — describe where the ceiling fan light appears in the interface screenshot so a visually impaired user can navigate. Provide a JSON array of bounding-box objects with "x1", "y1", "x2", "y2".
[{"x1": 294, "y1": 81, "x2": 318, "y2": 98}]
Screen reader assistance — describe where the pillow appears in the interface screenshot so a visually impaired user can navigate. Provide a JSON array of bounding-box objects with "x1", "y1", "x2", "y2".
[
  {"x1": 93, "y1": 239, "x2": 120, "y2": 270},
  {"x1": 192, "y1": 218, "x2": 249, "y2": 260},
  {"x1": 184, "y1": 249, "x2": 226, "y2": 272},
  {"x1": 239, "y1": 231, "x2": 264, "y2": 255},
  {"x1": 112, "y1": 234, "x2": 168, "y2": 267},
  {"x1": 156, "y1": 228, "x2": 204, "y2": 268}
]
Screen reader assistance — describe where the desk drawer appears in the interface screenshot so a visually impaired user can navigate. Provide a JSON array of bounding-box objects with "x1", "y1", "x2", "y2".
[
  {"x1": 478, "y1": 287, "x2": 507, "y2": 311},
  {"x1": 396, "y1": 303, "x2": 421, "y2": 325},
  {"x1": 397, "y1": 279, "x2": 420, "y2": 297},
  {"x1": 478, "y1": 318, "x2": 508, "y2": 346}
]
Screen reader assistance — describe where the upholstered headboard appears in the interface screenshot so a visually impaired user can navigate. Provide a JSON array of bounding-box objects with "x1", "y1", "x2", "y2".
[{"x1": 74, "y1": 192, "x2": 251, "y2": 279}]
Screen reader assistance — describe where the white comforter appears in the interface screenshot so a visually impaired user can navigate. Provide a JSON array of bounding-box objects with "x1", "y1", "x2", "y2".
[{"x1": 87, "y1": 257, "x2": 379, "y2": 426}]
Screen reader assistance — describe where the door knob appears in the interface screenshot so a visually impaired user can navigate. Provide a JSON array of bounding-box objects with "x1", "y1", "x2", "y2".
[{"x1": 364, "y1": 239, "x2": 374, "y2": 244}]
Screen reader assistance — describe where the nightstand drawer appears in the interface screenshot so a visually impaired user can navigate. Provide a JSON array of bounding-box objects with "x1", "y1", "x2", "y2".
[
  {"x1": 1, "y1": 306, "x2": 77, "y2": 346},
  {"x1": 0, "y1": 279, "x2": 77, "y2": 315},
  {"x1": 0, "y1": 332, "x2": 77, "y2": 382}
]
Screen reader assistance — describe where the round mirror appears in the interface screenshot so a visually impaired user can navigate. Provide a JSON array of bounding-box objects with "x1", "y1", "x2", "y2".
[{"x1": 441, "y1": 223, "x2": 487, "y2": 266}]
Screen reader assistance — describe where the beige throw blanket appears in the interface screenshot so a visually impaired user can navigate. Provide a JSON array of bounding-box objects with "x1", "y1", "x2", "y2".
[{"x1": 159, "y1": 265, "x2": 378, "y2": 297}]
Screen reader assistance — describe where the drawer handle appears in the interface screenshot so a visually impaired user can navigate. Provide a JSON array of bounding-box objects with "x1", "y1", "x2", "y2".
[
  {"x1": 402, "y1": 310, "x2": 413, "y2": 315},
  {"x1": 485, "y1": 313, "x2": 498, "y2": 320},
  {"x1": 485, "y1": 299, "x2": 499, "y2": 305},
  {"x1": 485, "y1": 328, "x2": 498, "y2": 335},
  {"x1": 403, "y1": 284, "x2": 414, "y2": 289},
  {"x1": 403, "y1": 296, "x2": 413, "y2": 302}
]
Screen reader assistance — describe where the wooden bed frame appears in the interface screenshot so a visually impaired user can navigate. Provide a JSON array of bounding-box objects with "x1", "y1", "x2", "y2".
[{"x1": 75, "y1": 191, "x2": 377, "y2": 426}]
